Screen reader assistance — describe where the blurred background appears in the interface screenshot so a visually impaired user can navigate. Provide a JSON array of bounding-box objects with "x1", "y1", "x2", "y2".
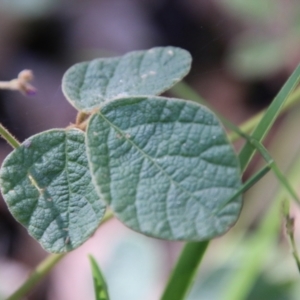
[{"x1": 1, "y1": 0, "x2": 300, "y2": 299}]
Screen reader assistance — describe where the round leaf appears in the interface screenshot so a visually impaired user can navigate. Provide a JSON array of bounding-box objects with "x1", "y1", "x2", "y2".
[
  {"x1": 0, "y1": 129, "x2": 106, "y2": 253},
  {"x1": 86, "y1": 96, "x2": 242, "y2": 241},
  {"x1": 62, "y1": 47, "x2": 192, "y2": 112}
]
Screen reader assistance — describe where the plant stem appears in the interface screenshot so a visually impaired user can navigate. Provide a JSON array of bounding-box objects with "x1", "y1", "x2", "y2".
[
  {"x1": 289, "y1": 231, "x2": 300, "y2": 273},
  {"x1": 0, "y1": 70, "x2": 36, "y2": 96},
  {"x1": 161, "y1": 241, "x2": 209, "y2": 300},
  {"x1": 5, "y1": 254, "x2": 65, "y2": 300},
  {"x1": 228, "y1": 87, "x2": 300, "y2": 142},
  {"x1": 6, "y1": 211, "x2": 113, "y2": 300},
  {"x1": 215, "y1": 165, "x2": 270, "y2": 212},
  {"x1": 238, "y1": 64, "x2": 300, "y2": 172},
  {"x1": 283, "y1": 201, "x2": 300, "y2": 273},
  {"x1": 249, "y1": 139, "x2": 300, "y2": 204},
  {"x1": 0, "y1": 123, "x2": 20, "y2": 148}
]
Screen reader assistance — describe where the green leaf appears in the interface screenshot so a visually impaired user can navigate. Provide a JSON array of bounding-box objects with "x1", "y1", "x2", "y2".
[
  {"x1": 86, "y1": 96, "x2": 242, "y2": 241},
  {"x1": 89, "y1": 255, "x2": 110, "y2": 300},
  {"x1": 62, "y1": 47, "x2": 192, "y2": 112},
  {"x1": 0, "y1": 129, "x2": 106, "y2": 253}
]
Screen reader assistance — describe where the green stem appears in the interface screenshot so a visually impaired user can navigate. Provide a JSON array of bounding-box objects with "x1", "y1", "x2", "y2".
[
  {"x1": 283, "y1": 201, "x2": 300, "y2": 273},
  {"x1": 161, "y1": 241, "x2": 209, "y2": 300},
  {"x1": 250, "y1": 139, "x2": 300, "y2": 204},
  {"x1": 229, "y1": 87, "x2": 300, "y2": 142},
  {"x1": 6, "y1": 211, "x2": 113, "y2": 300},
  {"x1": 0, "y1": 123, "x2": 20, "y2": 148},
  {"x1": 216, "y1": 165, "x2": 270, "y2": 212},
  {"x1": 5, "y1": 254, "x2": 65, "y2": 300},
  {"x1": 289, "y1": 231, "x2": 300, "y2": 273},
  {"x1": 238, "y1": 64, "x2": 300, "y2": 172}
]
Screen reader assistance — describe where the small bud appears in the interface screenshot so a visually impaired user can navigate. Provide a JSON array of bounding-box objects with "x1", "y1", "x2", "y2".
[
  {"x1": 22, "y1": 84, "x2": 37, "y2": 96},
  {"x1": 0, "y1": 69, "x2": 37, "y2": 96},
  {"x1": 18, "y1": 70, "x2": 37, "y2": 96},
  {"x1": 18, "y1": 70, "x2": 33, "y2": 82}
]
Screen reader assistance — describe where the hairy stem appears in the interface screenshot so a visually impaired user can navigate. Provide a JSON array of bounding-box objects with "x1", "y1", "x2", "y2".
[
  {"x1": 283, "y1": 200, "x2": 300, "y2": 273},
  {"x1": 0, "y1": 70, "x2": 36, "y2": 96},
  {"x1": 5, "y1": 211, "x2": 113, "y2": 300},
  {"x1": 5, "y1": 254, "x2": 65, "y2": 300},
  {"x1": 0, "y1": 123, "x2": 20, "y2": 148}
]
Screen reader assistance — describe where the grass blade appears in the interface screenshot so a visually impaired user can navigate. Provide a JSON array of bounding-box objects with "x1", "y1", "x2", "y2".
[
  {"x1": 238, "y1": 64, "x2": 300, "y2": 172},
  {"x1": 161, "y1": 241, "x2": 209, "y2": 300},
  {"x1": 89, "y1": 255, "x2": 110, "y2": 300}
]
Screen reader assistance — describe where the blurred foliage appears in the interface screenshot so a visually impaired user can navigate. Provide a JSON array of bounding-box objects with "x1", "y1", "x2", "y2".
[
  {"x1": 0, "y1": 0, "x2": 59, "y2": 17},
  {"x1": 188, "y1": 265, "x2": 297, "y2": 300},
  {"x1": 218, "y1": 0, "x2": 277, "y2": 23},
  {"x1": 217, "y1": 0, "x2": 300, "y2": 79},
  {"x1": 226, "y1": 34, "x2": 286, "y2": 79}
]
